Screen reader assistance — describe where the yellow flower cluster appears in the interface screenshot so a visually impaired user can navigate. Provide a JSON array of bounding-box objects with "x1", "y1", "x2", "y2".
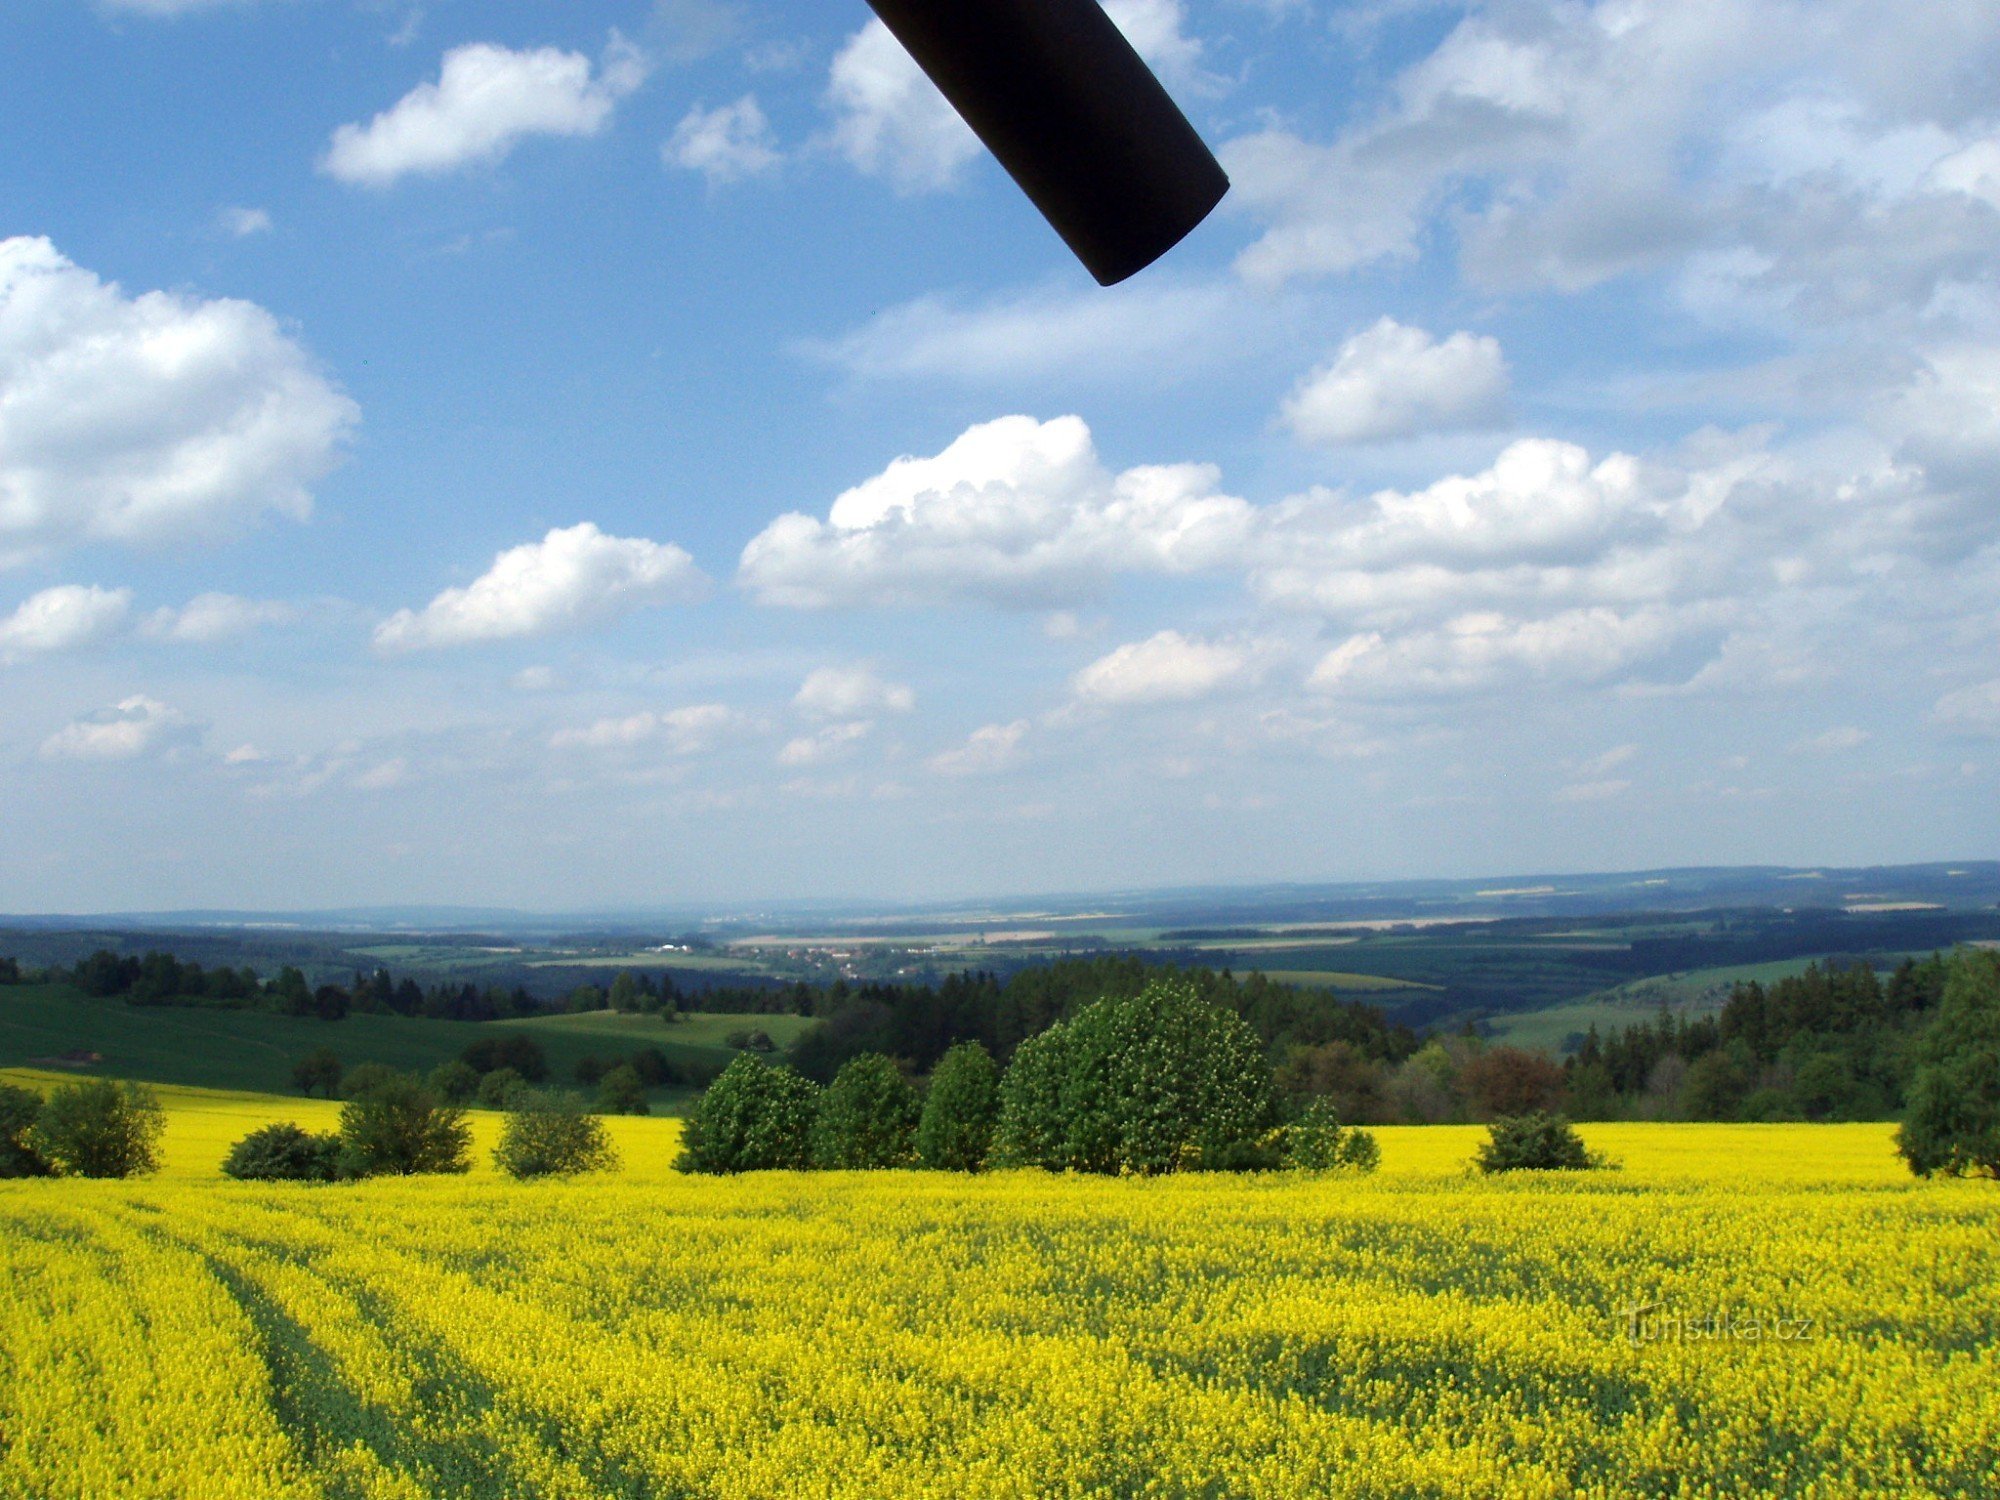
[{"x1": 1, "y1": 1074, "x2": 1994, "y2": 1499}]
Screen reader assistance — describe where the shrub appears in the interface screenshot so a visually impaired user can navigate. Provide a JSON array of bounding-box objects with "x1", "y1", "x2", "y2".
[
  {"x1": 916, "y1": 1041, "x2": 1001, "y2": 1171},
  {"x1": 337, "y1": 1076, "x2": 471, "y2": 1177},
  {"x1": 994, "y1": 978, "x2": 1279, "y2": 1175},
  {"x1": 627, "y1": 1046, "x2": 677, "y2": 1088},
  {"x1": 494, "y1": 1090, "x2": 618, "y2": 1178},
  {"x1": 30, "y1": 1081, "x2": 164, "y2": 1178},
  {"x1": 1284, "y1": 1098, "x2": 1380, "y2": 1174},
  {"x1": 428, "y1": 1059, "x2": 480, "y2": 1104},
  {"x1": 1898, "y1": 949, "x2": 2000, "y2": 1178},
  {"x1": 221, "y1": 1122, "x2": 342, "y2": 1182},
  {"x1": 1474, "y1": 1113, "x2": 1611, "y2": 1173},
  {"x1": 291, "y1": 1048, "x2": 343, "y2": 1099},
  {"x1": 675, "y1": 1055, "x2": 819, "y2": 1174},
  {"x1": 813, "y1": 1053, "x2": 919, "y2": 1169},
  {"x1": 1273, "y1": 1040, "x2": 1388, "y2": 1123},
  {"x1": 341, "y1": 1062, "x2": 400, "y2": 1101},
  {"x1": 460, "y1": 1034, "x2": 548, "y2": 1083},
  {"x1": 725, "y1": 1028, "x2": 775, "y2": 1052},
  {"x1": 574, "y1": 1055, "x2": 611, "y2": 1087},
  {"x1": 476, "y1": 1067, "x2": 527, "y2": 1110},
  {"x1": 0, "y1": 1083, "x2": 51, "y2": 1178},
  {"x1": 594, "y1": 1065, "x2": 650, "y2": 1116}
]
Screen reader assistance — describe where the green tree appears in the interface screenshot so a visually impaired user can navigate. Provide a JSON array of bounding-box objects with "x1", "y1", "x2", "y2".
[
  {"x1": 607, "y1": 972, "x2": 644, "y2": 1013},
  {"x1": 341, "y1": 1061, "x2": 400, "y2": 1100},
  {"x1": 336, "y1": 1076, "x2": 471, "y2": 1177},
  {"x1": 1284, "y1": 1098, "x2": 1380, "y2": 1173},
  {"x1": 992, "y1": 1021, "x2": 1077, "y2": 1169},
  {"x1": 494, "y1": 1090, "x2": 618, "y2": 1178},
  {"x1": 30, "y1": 1081, "x2": 164, "y2": 1178},
  {"x1": 674, "y1": 1055, "x2": 820, "y2": 1174},
  {"x1": 460, "y1": 1035, "x2": 548, "y2": 1083},
  {"x1": 1564, "y1": 1061, "x2": 1620, "y2": 1121},
  {"x1": 271, "y1": 965, "x2": 313, "y2": 1017},
  {"x1": 428, "y1": 1059, "x2": 481, "y2": 1104},
  {"x1": 916, "y1": 1041, "x2": 1001, "y2": 1171},
  {"x1": 994, "y1": 978, "x2": 1279, "y2": 1174},
  {"x1": 1474, "y1": 1113, "x2": 1611, "y2": 1173},
  {"x1": 594, "y1": 1064, "x2": 650, "y2": 1116},
  {"x1": 476, "y1": 1067, "x2": 527, "y2": 1110},
  {"x1": 1679, "y1": 1045, "x2": 1754, "y2": 1121},
  {"x1": 813, "y1": 1053, "x2": 919, "y2": 1169},
  {"x1": 1898, "y1": 950, "x2": 2000, "y2": 1178},
  {"x1": 221, "y1": 1122, "x2": 342, "y2": 1182},
  {"x1": 0, "y1": 1083, "x2": 51, "y2": 1178},
  {"x1": 292, "y1": 1047, "x2": 344, "y2": 1099}
]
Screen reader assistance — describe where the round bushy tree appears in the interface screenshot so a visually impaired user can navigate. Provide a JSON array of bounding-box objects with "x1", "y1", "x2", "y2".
[
  {"x1": 1474, "y1": 1113, "x2": 1610, "y2": 1173},
  {"x1": 341, "y1": 1062, "x2": 400, "y2": 1101},
  {"x1": 427, "y1": 1059, "x2": 480, "y2": 1105},
  {"x1": 1284, "y1": 1098, "x2": 1380, "y2": 1174},
  {"x1": 813, "y1": 1053, "x2": 919, "y2": 1169},
  {"x1": 674, "y1": 1055, "x2": 819, "y2": 1174},
  {"x1": 1898, "y1": 950, "x2": 2000, "y2": 1178},
  {"x1": 476, "y1": 1066, "x2": 528, "y2": 1111},
  {"x1": 917, "y1": 1041, "x2": 1001, "y2": 1171},
  {"x1": 221, "y1": 1122, "x2": 343, "y2": 1182},
  {"x1": 337, "y1": 1075, "x2": 471, "y2": 1177},
  {"x1": 594, "y1": 1064, "x2": 650, "y2": 1117},
  {"x1": 30, "y1": 1081, "x2": 164, "y2": 1178},
  {"x1": 292, "y1": 1048, "x2": 343, "y2": 1099},
  {"x1": 992, "y1": 1021, "x2": 1075, "y2": 1168},
  {"x1": 0, "y1": 1083, "x2": 51, "y2": 1178},
  {"x1": 995, "y1": 978, "x2": 1279, "y2": 1175},
  {"x1": 494, "y1": 1090, "x2": 618, "y2": 1178}
]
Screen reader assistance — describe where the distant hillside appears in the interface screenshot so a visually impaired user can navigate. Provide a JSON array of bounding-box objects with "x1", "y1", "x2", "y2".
[{"x1": 0, "y1": 982, "x2": 810, "y2": 1105}]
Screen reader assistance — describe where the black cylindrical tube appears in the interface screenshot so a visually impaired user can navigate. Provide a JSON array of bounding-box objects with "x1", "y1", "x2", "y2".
[{"x1": 863, "y1": 0, "x2": 1229, "y2": 286}]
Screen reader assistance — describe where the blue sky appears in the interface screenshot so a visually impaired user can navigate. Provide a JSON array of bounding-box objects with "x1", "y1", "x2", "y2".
[{"x1": 3, "y1": 0, "x2": 1998, "y2": 912}]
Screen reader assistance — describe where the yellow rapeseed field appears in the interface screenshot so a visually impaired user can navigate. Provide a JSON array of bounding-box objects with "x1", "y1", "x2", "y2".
[{"x1": 1, "y1": 1071, "x2": 1994, "y2": 1499}]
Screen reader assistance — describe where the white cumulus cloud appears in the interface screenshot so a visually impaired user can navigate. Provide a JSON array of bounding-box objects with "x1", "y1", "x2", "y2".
[
  {"x1": 1308, "y1": 606, "x2": 1699, "y2": 698},
  {"x1": 1072, "y1": 630, "x2": 1254, "y2": 705},
  {"x1": 1282, "y1": 318, "x2": 1510, "y2": 446},
  {"x1": 0, "y1": 237, "x2": 356, "y2": 564},
  {"x1": 550, "y1": 703, "x2": 743, "y2": 753},
  {"x1": 375, "y1": 522, "x2": 707, "y2": 652},
  {"x1": 143, "y1": 593, "x2": 295, "y2": 644},
  {"x1": 665, "y1": 95, "x2": 781, "y2": 184},
  {"x1": 738, "y1": 414, "x2": 1252, "y2": 608},
  {"x1": 778, "y1": 720, "x2": 872, "y2": 766},
  {"x1": 1934, "y1": 679, "x2": 2000, "y2": 735},
  {"x1": 40, "y1": 695, "x2": 195, "y2": 762},
  {"x1": 928, "y1": 719, "x2": 1030, "y2": 775},
  {"x1": 217, "y1": 206, "x2": 273, "y2": 237},
  {"x1": 0, "y1": 585, "x2": 132, "y2": 663},
  {"x1": 322, "y1": 39, "x2": 646, "y2": 187},
  {"x1": 794, "y1": 665, "x2": 915, "y2": 718}
]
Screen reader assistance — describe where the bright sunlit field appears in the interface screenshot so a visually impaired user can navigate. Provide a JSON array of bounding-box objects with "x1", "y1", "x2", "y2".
[{"x1": 2, "y1": 1075, "x2": 1994, "y2": 1499}]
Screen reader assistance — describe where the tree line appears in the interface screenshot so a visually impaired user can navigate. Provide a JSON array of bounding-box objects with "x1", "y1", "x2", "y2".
[
  {"x1": 677, "y1": 978, "x2": 1381, "y2": 1177},
  {"x1": 1559, "y1": 951, "x2": 1976, "y2": 1122},
  {"x1": 289, "y1": 1033, "x2": 675, "y2": 1115}
]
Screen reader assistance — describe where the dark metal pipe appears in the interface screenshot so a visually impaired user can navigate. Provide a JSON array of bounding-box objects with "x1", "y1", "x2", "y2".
[{"x1": 862, "y1": 0, "x2": 1229, "y2": 286}]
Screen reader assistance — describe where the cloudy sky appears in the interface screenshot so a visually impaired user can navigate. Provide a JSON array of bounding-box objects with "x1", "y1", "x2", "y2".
[{"x1": 3, "y1": 0, "x2": 1998, "y2": 912}]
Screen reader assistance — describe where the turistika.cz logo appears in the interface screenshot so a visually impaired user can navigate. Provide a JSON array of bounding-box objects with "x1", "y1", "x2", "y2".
[{"x1": 1617, "y1": 1300, "x2": 1821, "y2": 1345}]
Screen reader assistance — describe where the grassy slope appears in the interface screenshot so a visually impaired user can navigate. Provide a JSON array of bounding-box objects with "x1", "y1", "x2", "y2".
[
  {"x1": 0, "y1": 984, "x2": 808, "y2": 1104},
  {"x1": 1476, "y1": 957, "x2": 1835, "y2": 1052}
]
